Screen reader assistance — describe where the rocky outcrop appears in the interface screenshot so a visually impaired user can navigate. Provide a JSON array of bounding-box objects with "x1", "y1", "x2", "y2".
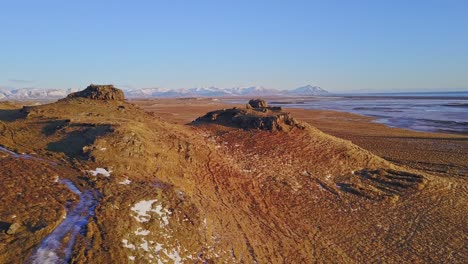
[
  {"x1": 6, "y1": 222, "x2": 21, "y2": 235},
  {"x1": 194, "y1": 101, "x2": 304, "y2": 131},
  {"x1": 66, "y1": 84, "x2": 125, "y2": 101},
  {"x1": 248, "y1": 99, "x2": 268, "y2": 108}
]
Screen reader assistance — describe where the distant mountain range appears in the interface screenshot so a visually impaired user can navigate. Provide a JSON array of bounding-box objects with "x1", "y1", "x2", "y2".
[
  {"x1": 0, "y1": 88, "x2": 78, "y2": 100},
  {"x1": 0, "y1": 85, "x2": 329, "y2": 100},
  {"x1": 125, "y1": 85, "x2": 330, "y2": 98}
]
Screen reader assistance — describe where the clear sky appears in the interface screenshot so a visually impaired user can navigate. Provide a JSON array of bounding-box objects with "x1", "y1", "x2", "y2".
[{"x1": 1, "y1": 0, "x2": 467, "y2": 92}]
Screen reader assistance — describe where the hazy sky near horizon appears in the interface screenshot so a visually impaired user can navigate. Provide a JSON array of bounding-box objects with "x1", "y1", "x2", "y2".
[{"x1": 1, "y1": 0, "x2": 467, "y2": 92}]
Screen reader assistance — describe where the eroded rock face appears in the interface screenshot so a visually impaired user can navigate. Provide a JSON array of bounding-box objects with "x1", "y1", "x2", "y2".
[
  {"x1": 6, "y1": 223, "x2": 21, "y2": 235},
  {"x1": 194, "y1": 106, "x2": 304, "y2": 131},
  {"x1": 248, "y1": 99, "x2": 268, "y2": 108},
  {"x1": 66, "y1": 84, "x2": 125, "y2": 101}
]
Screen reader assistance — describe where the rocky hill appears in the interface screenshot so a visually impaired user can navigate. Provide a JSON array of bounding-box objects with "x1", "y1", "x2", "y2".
[
  {"x1": 65, "y1": 84, "x2": 125, "y2": 101},
  {"x1": 194, "y1": 99, "x2": 305, "y2": 131},
  {"x1": 0, "y1": 85, "x2": 465, "y2": 263}
]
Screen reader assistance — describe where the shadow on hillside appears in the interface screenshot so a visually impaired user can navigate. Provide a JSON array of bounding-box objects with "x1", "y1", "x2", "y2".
[
  {"x1": 0, "y1": 109, "x2": 26, "y2": 122},
  {"x1": 0, "y1": 221, "x2": 12, "y2": 233},
  {"x1": 47, "y1": 124, "x2": 111, "y2": 159},
  {"x1": 42, "y1": 119, "x2": 71, "y2": 136}
]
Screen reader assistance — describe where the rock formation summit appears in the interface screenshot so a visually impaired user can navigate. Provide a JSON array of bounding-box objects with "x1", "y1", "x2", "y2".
[
  {"x1": 66, "y1": 84, "x2": 125, "y2": 101},
  {"x1": 194, "y1": 98, "x2": 304, "y2": 131}
]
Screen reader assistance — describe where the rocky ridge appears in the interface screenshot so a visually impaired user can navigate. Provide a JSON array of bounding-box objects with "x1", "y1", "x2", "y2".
[
  {"x1": 0, "y1": 85, "x2": 465, "y2": 263},
  {"x1": 65, "y1": 84, "x2": 125, "y2": 101},
  {"x1": 193, "y1": 98, "x2": 305, "y2": 131}
]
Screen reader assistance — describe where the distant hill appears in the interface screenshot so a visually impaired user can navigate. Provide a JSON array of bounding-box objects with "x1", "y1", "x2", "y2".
[
  {"x1": 287, "y1": 85, "x2": 329, "y2": 96},
  {"x1": 0, "y1": 85, "x2": 330, "y2": 100},
  {"x1": 125, "y1": 85, "x2": 330, "y2": 98}
]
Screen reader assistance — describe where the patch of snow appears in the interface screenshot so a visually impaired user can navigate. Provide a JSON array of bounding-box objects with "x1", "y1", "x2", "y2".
[
  {"x1": 29, "y1": 179, "x2": 98, "y2": 263},
  {"x1": 131, "y1": 200, "x2": 158, "y2": 223},
  {"x1": 31, "y1": 249, "x2": 60, "y2": 264},
  {"x1": 130, "y1": 199, "x2": 171, "y2": 226},
  {"x1": 129, "y1": 256, "x2": 135, "y2": 261},
  {"x1": 155, "y1": 243, "x2": 163, "y2": 252},
  {"x1": 135, "y1": 228, "x2": 150, "y2": 236},
  {"x1": 119, "y1": 179, "x2": 132, "y2": 185},
  {"x1": 89, "y1": 168, "x2": 111, "y2": 177},
  {"x1": 140, "y1": 239, "x2": 149, "y2": 252},
  {"x1": 100, "y1": 148, "x2": 107, "y2": 151},
  {"x1": 122, "y1": 239, "x2": 136, "y2": 250},
  {"x1": 153, "y1": 204, "x2": 170, "y2": 227},
  {"x1": 165, "y1": 248, "x2": 182, "y2": 263}
]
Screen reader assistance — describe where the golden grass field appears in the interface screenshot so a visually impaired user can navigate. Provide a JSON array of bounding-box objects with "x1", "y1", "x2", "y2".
[{"x1": 0, "y1": 94, "x2": 466, "y2": 263}]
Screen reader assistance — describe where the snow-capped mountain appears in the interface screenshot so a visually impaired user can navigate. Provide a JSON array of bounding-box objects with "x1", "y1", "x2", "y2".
[
  {"x1": 228, "y1": 86, "x2": 280, "y2": 96},
  {"x1": 125, "y1": 85, "x2": 330, "y2": 98},
  {"x1": 0, "y1": 85, "x2": 330, "y2": 100},
  {"x1": 287, "y1": 85, "x2": 329, "y2": 96},
  {"x1": 0, "y1": 88, "x2": 78, "y2": 100},
  {"x1": 124, "y1": 88, "x2": 172, "y2": 97}
]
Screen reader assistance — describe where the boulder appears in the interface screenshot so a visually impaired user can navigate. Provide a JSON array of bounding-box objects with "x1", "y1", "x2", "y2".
[
  {"x1": 248, "y1": 99, "x2": 268, "y2": 108},
  {"x1": 66, "y1": 84, "x2": 125, "y2": 101},
  {"x1": 6, "y1": 222, "x2": 20, "y2": 235}
]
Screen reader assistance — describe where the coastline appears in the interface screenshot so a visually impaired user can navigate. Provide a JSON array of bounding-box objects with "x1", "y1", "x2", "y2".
[{"x1": 132, "y1": 98, "x2": 468, "y2": 178}]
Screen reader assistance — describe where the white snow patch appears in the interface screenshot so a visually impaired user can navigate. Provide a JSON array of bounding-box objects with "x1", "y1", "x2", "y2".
[
  {"x1": 122, "y1": 239, "x2": 136, "y2": 250},
  {"x1": 134, "y1": 228, "x2": 150, "y2": 236},
  {"x1": 119, "y1": 179, "x2": 132, "y2": 185},
  {"x1": 129, "y1": 256, "x2": 135, "y2": 261},
  {"x1": 153, "y1": 204, "x2": 170, "y2": 227},
  {"x1": 31, "y1": 249, "x2": 60, "y2": 264},
  {"x1": 155, "y1": 243, "x2": 164, "y2": 252},
  {"x1": 165, "y1": 248, "x2": 182, "y2": 263},
  {"x1": 131, "y1": 200, "x2": 158, "y2": 223},
  {"x1": 130, "y1": 199, "x2": 171, "y2": 226},
  {"x1": 89, "y1": 168, "x2": 111, "y2": 177},
  {"x1": 100, "y1": 147, "x2": 107, "y2": 151},
  {"x1": 140, "y1": 239, "x2": 149, "y2": 252}
]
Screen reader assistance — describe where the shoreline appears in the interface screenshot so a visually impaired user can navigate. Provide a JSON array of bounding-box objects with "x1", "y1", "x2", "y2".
[{"x1": 132, "y1": 98, "x2": 468, "y2": 178}]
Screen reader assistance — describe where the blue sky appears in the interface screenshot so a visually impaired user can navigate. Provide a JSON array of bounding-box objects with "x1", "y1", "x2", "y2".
[{"x1": 1, "y1": 0, "x2": 467, "y2": 92}]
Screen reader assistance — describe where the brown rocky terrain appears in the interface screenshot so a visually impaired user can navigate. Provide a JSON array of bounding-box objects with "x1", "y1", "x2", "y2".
[
  {"x1": 65, "y1": 84, "x2": 125, "y2": 101},
  {"x1": 194, "y1": 99, "x2": 303, "y2": 132},
  {"x1": 0, "y1": 86, "x2": 467, "y2": 263}
]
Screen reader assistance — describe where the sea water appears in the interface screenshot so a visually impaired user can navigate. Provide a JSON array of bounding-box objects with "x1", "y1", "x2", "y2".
[{"x1": 225, "y1": 92, "x2": 468, "y2": 134}]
